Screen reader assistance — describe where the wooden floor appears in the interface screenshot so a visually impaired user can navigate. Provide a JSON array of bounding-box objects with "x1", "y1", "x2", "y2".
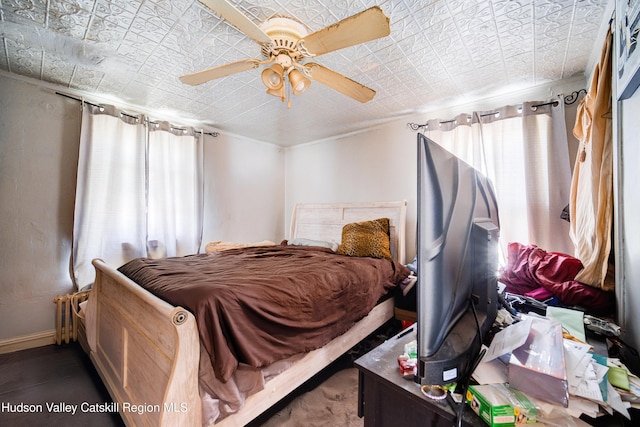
[
  {"x1": 0, "y1": 323, "x2": 396, "y2": 427},
  {"x1": 0, "y1": 343, "x2": 124, "y2": 426},
  {"x1": 3, "y1": 336, "x2": 637, "y2": 427},
  {"x1": 0, "y1": 341, "x2": 359, "y2": 427},
  {"x1": 0, "y1": 341, "x2": 339, "y2": 427}
]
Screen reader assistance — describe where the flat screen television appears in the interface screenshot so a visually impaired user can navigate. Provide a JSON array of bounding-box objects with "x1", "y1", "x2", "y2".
[{"x1": 415, "y1": 133, "x2": 500, "y2": 386}]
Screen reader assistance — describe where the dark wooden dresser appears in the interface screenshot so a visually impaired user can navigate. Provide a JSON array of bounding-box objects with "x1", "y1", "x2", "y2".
[{"x1": 354, "y1": 327, "x2": 484, "y2": 427}]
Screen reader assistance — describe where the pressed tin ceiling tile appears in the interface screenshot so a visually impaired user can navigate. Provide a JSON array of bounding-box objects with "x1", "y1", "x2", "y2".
[{"x1": 0, "y1": 0, "x2": 610, "y2": 146}]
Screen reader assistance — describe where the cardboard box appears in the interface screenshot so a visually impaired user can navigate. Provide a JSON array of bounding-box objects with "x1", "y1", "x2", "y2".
[{"x1": 466, "y1": 384, "x2": 537, "y2": 426}]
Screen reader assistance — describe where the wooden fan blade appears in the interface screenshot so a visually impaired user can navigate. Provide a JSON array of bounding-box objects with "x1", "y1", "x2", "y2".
[
  {"x1": 198, "y1": 0, "x2": 272, "y2": 45},
  {"x1": 301, "y1": 6, "x2": 390, "y2": 56},
  {"x1": 180, "y1": 59, "x2": 259, "y2": 86},
  {"x1": 307, "y1": 63, "x2": 376, "y2": 103}
]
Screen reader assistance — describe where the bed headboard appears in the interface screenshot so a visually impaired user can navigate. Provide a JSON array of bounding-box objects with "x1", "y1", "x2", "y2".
[{"x1": 289, "y1": 201, "x2": 407, "y2": 264}]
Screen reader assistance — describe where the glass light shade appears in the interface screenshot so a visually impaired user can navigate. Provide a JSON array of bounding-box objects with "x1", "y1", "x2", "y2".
[
  {"x1": 288, "y1": 69, "x2": 311, "y2": 95},
  {"x1": 261, "y1": 64, "x2": 284, "y2": 90},
  {"x1": 266, "y1": 85, "x2": 285, "y2": 101}
]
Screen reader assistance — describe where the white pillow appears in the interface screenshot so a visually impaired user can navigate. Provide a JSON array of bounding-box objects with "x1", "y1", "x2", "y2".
[{"x1": 288, "y1": 237, "x2": 339, "y2": 252}]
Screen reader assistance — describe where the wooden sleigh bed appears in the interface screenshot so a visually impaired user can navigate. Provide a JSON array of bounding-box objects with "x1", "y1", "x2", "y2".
[{"x1": 83, "y1": 201, "x2": 407, "y2": 427}]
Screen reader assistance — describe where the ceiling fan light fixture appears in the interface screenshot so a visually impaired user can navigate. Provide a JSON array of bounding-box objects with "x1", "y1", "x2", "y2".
[
  {"x1": 261, "y1": 63, "x2": 284, "y2": 90},
  {"x1": 266, "y1": 85, "x2": 286, "y2": 102},
  {"x1": 288, "y1": 69, "x2": 311, "y2": 95}
]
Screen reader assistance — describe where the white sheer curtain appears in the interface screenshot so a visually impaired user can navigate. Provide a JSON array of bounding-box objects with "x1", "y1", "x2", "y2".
[
  {"x1": 72, "y1": 104, "x2": 203, "y2": 289},
  {"x1": 422, "y1": 99, "x2": 573, "y2": 257},
  {"x1": 72, "y1": 105, "x2": 147, "y2": 289},
  {"x1": 147, "y1": 122, "x2": 203, "y2": 259}
]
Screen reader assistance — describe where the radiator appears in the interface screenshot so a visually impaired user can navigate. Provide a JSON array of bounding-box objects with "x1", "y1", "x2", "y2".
[{"x1": 53, "y1": 290, "x2": 91, "y2": 345}]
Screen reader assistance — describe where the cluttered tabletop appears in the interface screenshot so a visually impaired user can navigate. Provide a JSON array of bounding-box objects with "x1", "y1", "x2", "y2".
[{"x1": 356, "y1": 293, "x2": 639, "y2": 427}]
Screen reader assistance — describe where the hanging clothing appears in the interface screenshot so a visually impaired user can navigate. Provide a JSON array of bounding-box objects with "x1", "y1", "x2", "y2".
[{"x1": 570, "y1": 29, "x2": 614, "y2": 291}]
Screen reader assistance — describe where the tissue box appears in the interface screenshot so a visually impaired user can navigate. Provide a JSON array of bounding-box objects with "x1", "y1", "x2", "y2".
[
  {"x1": 466, "y1": 384, "x2": 537, "y2": 426},
  {"x1": 508, "y1": 316, "x2": 569, "y2": 407}
]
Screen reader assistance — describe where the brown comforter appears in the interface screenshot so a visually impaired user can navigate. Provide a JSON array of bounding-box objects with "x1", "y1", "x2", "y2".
[{"x1": 118, "y1": 245, "x2": 410, "y2": 382}]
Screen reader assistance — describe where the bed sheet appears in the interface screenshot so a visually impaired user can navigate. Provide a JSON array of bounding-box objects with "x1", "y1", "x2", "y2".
[
  {"x1": 118, "y1": 245, "x2": 410, "y2": 382},
  {"x1": 117, "y1": 245, "x2": 409, "y2": 424}
]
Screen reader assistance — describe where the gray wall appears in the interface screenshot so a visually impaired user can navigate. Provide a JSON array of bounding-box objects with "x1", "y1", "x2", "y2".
[
  {"x1": 0, "y1": 70, "x2": 593, "y2": 346},
  {"x1": 0, "y1": 78, "x2": 80, "y2": 340},
  {"x1": 285, "y1": 77, "x2": 586, "y2": 264},
  {"x1": 0, "y1": 74, "x2": 285, "y2": 343}
]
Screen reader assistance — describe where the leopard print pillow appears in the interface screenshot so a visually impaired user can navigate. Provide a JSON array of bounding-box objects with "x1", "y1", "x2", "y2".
[{"x1": 337, "y1": 217, "x2": 392, "y2": 260}]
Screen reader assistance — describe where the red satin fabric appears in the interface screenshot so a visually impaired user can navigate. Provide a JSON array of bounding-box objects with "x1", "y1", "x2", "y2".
[{"x1": 499, "y1": 242, "x2": 614, "y2": 314}]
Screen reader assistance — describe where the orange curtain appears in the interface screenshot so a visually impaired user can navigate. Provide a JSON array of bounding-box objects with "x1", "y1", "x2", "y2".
[{"x1": 569, "y1": 29, "x2": 614, "y2": 291}]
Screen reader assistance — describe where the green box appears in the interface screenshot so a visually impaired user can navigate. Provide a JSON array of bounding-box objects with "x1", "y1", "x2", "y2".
[{"x1": 466, "y1": 384, "x2": 537, "y2": 427}]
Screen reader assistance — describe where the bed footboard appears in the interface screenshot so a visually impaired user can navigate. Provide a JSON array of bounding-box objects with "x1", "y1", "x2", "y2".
[{"x1": 90, "y1": 259, "x2": 201, "y2": 426}]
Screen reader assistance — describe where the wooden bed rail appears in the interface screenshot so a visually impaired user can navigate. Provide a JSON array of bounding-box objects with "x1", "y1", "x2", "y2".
[{"x1": 90, "y1": 259, "x2": 201, "y2": 426}]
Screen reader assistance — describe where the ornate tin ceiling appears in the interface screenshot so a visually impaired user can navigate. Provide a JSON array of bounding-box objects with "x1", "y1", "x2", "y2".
[{"x1": 0, "y1": 0, "x2": 610, "y2": 145}]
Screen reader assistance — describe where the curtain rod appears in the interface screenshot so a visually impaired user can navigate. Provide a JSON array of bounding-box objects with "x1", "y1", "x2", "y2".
[
  {"x1": 407, "y1": 89, "x2": 587, "y2": 131},
  {"x1": 55, "y1": 92, "x2": 219, "y2": 137}
]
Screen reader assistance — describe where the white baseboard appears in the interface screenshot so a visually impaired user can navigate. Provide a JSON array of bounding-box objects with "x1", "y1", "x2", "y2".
[{"x1": 0, "y1": 330, "x2": 56, "y2": 354}]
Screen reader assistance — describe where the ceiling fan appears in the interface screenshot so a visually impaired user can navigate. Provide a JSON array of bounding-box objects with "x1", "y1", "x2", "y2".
[{"x1": 179, "y1": 0, "x2": 391, "y2": 106}]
